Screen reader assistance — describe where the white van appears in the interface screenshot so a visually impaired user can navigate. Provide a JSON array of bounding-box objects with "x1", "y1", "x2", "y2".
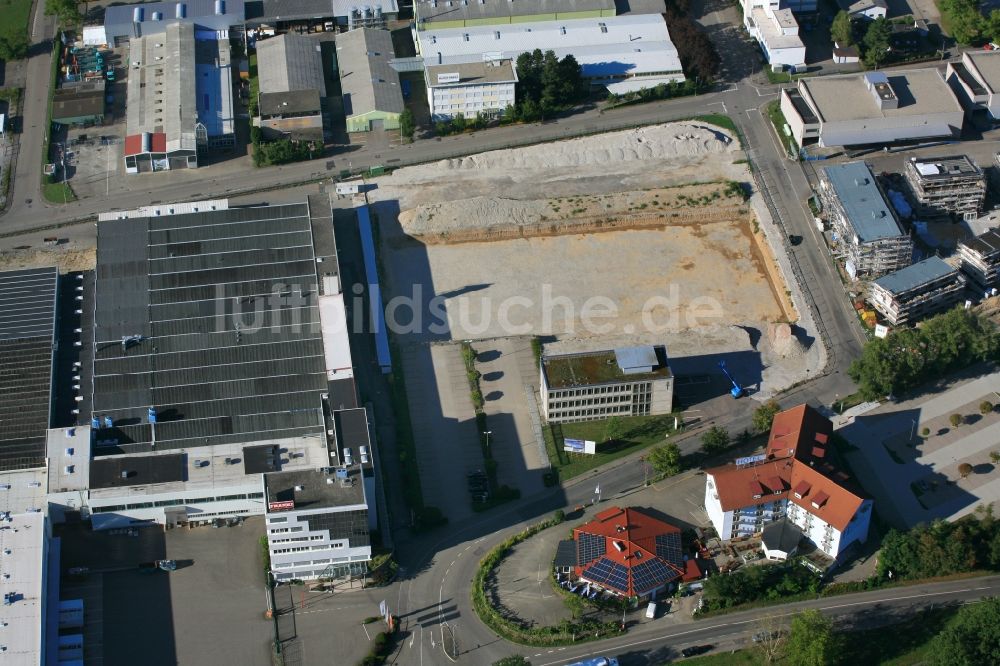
[{"x1": 645, "y1": 601, "x2": 657, "y2": 619}]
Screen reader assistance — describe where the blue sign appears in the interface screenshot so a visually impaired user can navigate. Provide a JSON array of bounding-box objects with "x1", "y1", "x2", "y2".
[
  {"x1": 103, "y1": 416, "x2": 113, "y2": 428},
  {"x1": 735, "y1": 454, "x2": 767, "y2": 466},
  {"x1": 147, "y1": 408, "x2": 157, "y2": 424},
  {"x1": 564, "y1": 438, "x2": 585, "y2": 453}
]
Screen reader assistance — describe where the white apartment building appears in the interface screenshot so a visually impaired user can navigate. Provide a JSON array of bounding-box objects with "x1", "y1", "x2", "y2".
[
  {"x1": 742, "y1": 0, "x2": 806, "y2": 70},
  {"x1": 868, "y1": 257, "x2": 966, "y2": 326},
  {"x1": 425, "y1": 59, "x2": 517, "y2": 120},
  {"x1": 540, "y1": 346, "x2": 673, "y2": 424},
  {"x1": 704, "y1": 405, "x2": 872, "y2": 561}
]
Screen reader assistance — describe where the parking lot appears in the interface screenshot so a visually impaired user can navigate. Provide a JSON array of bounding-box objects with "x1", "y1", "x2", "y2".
[
  {"x1": 839, "y1": 369, "x2": 1000, "y2": 529},
  {"x1": 58, "y1": 517, "x2": 272, "y2": 666}
]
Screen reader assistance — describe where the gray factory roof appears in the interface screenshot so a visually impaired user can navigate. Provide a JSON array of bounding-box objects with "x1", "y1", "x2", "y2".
[
  {"x1": 0, "y1": 268, "x2": 57, "y2": 472},
  {"x1": 245, "y1": 0, "x2": 399, "y2": 23},
  {"x1": 336, "y1": 28, "x2": 404, "y2": 118},
  {"x1": 821, "y1": 162, "x2": 904, "y2": 243},
  {"x1": 53, "y1": 81, "x2": 106, "y2": 122},
  {"x1": 415, "y1": 0, "x2": 614, "y2": 24},
  {"x1": 264, "y1": 466, "x2": 365, "y2": 510},
  {"x1": 873, "y1": 256, "x2": 957, "y2": 295},
  {"x1": 799, "y1": 69, "x2": 962, "y2": 123},
  {"x1": 961, "y1": 227, "x2": 1000, "y2": 258},
  {"x1": 256, "y1": 33, "x2": 327, "y2": 96},
  {"x1": 259, "y1": 89, "x2": 322, "y2": 117},
  {"x1": 89, "y1": 453, "x2": 186, "y2": 489},
  {"x1": 104, "y1": 0, "x2": 246, "y2": 39},
  {"x1": 332, "y1": 408, "x2": 370, "y2": 459},
  {"x1": 90, "y1": 202, "x2": 328, "y2": 455}
]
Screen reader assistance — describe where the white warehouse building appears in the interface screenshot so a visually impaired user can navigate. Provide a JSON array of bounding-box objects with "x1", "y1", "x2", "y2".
[
  {"x1": 781, "y1": 70, "x2": 965, "y2": 147},
  {"x1": 414, "y1": 13, "x2": 684, "y2": 95}
]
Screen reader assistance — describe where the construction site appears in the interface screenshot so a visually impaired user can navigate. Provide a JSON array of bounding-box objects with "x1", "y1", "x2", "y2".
[
  {"x1": 903, "y1": 155, "x2": 987, "y2": 222},
  {"x1": 369, "y1": 122, "x2": 823, "y2": 396}
]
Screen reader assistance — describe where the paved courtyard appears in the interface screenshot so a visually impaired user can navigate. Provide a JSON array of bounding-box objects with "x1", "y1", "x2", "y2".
[{"x1": 839, "y1": 370, "x2": 1000, "y2": 528}]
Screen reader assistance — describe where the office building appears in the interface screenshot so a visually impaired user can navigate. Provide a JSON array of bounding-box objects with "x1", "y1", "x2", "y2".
[
  {"x1": 425, "y1": 60, "x2": 517, "y2": 120},
  {"x1": 414, "y1": 13, "x2": 684, "y2": 95},
  {"x1": 957, "y1": 228, "x2": 1000, "y2": 293},
  {"x1": 781, "y1": 70, "x2": 964, "y2": 147},
  {"x1": 540, "y1": 346, "x2": 672, "y2": 423},
  {"x1": 903, "y1": 155, "x2": 986, "y2": 222},
  {"x1": 742, "y1": 1, "x2": 806, "y2": 70},
  {"x1": 819, "y1": 161, "x2": 913, "y2": 279},
  {"x1": 705, "y1": 405, "x2": 872, "y2": 562},
  {"x1": 124, "y1": 22, "x2": 234, "y2": 172},
  {"x1": 868, "y1": 256, "x2": 966, "y2": 326}
]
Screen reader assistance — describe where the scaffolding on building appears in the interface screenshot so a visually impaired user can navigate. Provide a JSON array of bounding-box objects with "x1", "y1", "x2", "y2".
[{"x1": 903, "y1": 155, "x2": 986, "y2": 222}]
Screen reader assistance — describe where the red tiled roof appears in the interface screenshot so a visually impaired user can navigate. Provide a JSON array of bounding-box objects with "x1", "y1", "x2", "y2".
[
  {"x1": 123, "y1": 134, "x2": 142, "y2": 156},
  {"x1": 123, "y1": 132, "x2": 167, "y2": 156},
  {"x1": 682, "y1": 558, "x2": 702, "y2": 582},
  {"x1": 707, "y1": 405, "x2": 866, "y2": 531},
  {"x1": 573, "y1": 506, "x2": 685, "y2": 596}
]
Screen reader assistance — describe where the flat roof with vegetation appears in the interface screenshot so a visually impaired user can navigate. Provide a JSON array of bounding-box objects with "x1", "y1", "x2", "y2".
[{"x1": 543, "y1": 349, "x2": 670, "y2": 389}]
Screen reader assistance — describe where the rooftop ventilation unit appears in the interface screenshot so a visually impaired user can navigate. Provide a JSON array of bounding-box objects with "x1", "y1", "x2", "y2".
[
  {"x1": 134, "y1": 7, "x2": 144, "y2": 22},
  {"x1": 176, "y1": 2, "x2": 186, "y2": 18},
  {"x1": 215, "y1": 0, "x2": 225, "y2": 15}
]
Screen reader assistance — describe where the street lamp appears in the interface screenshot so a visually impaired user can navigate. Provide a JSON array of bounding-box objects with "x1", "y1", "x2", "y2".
[{"x1": 482, "y1": 430, "x2": 492, "y2": 456}]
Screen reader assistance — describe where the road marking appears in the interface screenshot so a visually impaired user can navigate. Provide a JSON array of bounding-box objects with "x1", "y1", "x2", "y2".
[{"x1": 362, "y1": 623, "x2": 371, "y2": 641}]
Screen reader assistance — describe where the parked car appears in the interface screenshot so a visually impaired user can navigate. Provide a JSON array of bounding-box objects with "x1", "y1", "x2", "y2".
[
  {"x1": 645, "y1": 601, "x2": 657, "y2": 619},
  {"x1": 681, "y1": 645, "x2": 713, "y2": 658}
]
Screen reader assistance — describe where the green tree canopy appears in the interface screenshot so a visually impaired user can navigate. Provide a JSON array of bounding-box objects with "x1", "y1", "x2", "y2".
[
  {"x1": 752, "y1": 400, "x2": 781, "y2": 434},
  {"x1": 862, "y1": 17, "x2": 892, "y2": 69},
  {"x1": 399, "y1": 108, "x2": 415, "y2": 140},
  {"x1": 785, "y1": 609, "x2": 840, "y2": 666},
  {"x1": 45, "y1": 0, "x2": 82, "y2": 27},
  {"x1": 877, "y1": 508, "x2": 1000, "y2": 580},
  {"x1": 831, "y1": 11, "x2": 854, "y2": 46},
  {"x1": 648, "y1": 442, "x2": 682, "y2": 477},
  {"x1": 928, "y1": 597, "x2": 1000, "y2": 665},
  {"x1": 0, "y1": 34, "x2": 29, "y2": 61},
  {"x1": 939, "y1": 0, "x2": 984, "y2": 45},
  {"x1": 492, "y1": 657, "x2": 532, "y2": 666},
  {"x1": 701, "y1": 426, "x2": 730, "y2": 455}
]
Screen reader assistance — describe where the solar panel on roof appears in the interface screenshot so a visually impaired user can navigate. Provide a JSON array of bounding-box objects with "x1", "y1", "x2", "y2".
[
  {"x1": 654, "y1": 532, "x2": 683, "y2": 566},
  {"x1": 577, "y1": 532, "x2": 606, "y2": 565},
  {"x1": 631, "y1": 558, "x2": 678, "y2": 594},
  {"x1": 582, "y1": 557, "x2": 630, "y2": 593}
]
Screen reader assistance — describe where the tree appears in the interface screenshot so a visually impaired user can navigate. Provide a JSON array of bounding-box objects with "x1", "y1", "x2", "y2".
[
  {"x1": 45, "y1": 0, "x2": 82, "y2": 26},
  {"x1": 785, "y1": 609, "x2": 839, "y2": 666},
  {"x1": 981, "y1": 401, "x2": 995, "y2": 415},
  {"x1": 921, "y1": 427, "x2": 931, "y2": 437},
  {"x1": 939, "y1": 0, "x2": 984, "y2": 45},
  {"x1": 701, "y1": 426, "x2": 730, "y2": 455},
  {"x1": 399, "y1": 108, "x2": 415, "y2": 141},
  {"x1": 493, "y1": 656, "x2": 532, "y2": 666},
  {"x1": 991, "y1": 451, "x2": 1000, "y2": 464},
  {"x1": 648, "y1": 443, "x2": 682, "y2": 477},
  {"x1": 863, "y1": 17, "x2": 892, "y2": 69},
  {"x1": 959, "y1": 463, "x2": 974, "y2": 479},
  {"x1": 986, "y1": 9, "x2": 1000, "y2": 44},
  {"x1": 604, "y1": 416, "x2": 625, "y2": 443},
  {"x1": 950, "y1": 414, "x2": 964, "y2": 428},
  {"x1": 751, "y1": 615, "x2": 786, "y2": 664},
  {"x1": 0, "y1": 34, "x2": 29, "y2": 61},
  {"x1": 831, "y1": 11, "x2": 854, "y2": 46},
  {"x1": 752, "y1": 400, "x2": 781, "y2": 434},
  {"x1": 928, "y1": 597, "x2": 1000, "y2": 665}
]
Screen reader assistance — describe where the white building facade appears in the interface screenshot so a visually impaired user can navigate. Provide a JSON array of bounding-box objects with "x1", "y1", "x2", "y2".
[
  {"x1": 742, "y1": 0, "x2": 806, "y2": 70},
  {"x1": 425, "y1": 60, "x2": 517, "y2": 120}
]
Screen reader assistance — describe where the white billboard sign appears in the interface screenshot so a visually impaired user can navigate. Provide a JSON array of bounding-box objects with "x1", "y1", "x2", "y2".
[{"x1": 564, "y1": 438, "x2": 596, "y2": 455}]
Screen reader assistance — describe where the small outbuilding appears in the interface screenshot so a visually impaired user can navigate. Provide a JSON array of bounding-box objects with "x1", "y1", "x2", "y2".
[{"x1": 761, "y1": 519, "x2": 805, "y2": 561}]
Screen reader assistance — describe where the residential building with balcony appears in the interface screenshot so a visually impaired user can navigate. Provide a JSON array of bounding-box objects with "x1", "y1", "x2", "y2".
[
  {"x1": 704, "y1": 405, "x2": 873, "y2": 561},
  {"x1": 903, "y1": 155, "x2": 986, "y2": 222},
  {"x1": 819, "y1": 161, "x2": 913, "y2": 279},
  {"x1": 868, "y1": 256, "x2": 966, "y2": 326},
  {"x1": 957, "y1": 228, "x2": 1000, "y2": 293},
  {"x1": 540, "y1": 346, "x2": 672, "y2": 423},
  {"x1": 741, "y1": 0, "x2": 806, "y2": 70}
]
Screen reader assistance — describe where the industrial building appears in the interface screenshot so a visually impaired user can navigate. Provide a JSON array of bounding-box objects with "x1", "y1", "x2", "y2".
[
  {"x1": 414, "y1": 13, "x2": 684, "y2": 95},
  {"x1": 425, "y1": 60, "x2": 517, "y2": 120},
  {"x1": 818, "y1": 162, "x2": 913, "y2": 279},
  {"x1": 742, "y1": 0, "x2": 806, "y2": 70},
  {"x1": 0, "y1": 268, "x2": 59, "y2": 472},
  {"x1": 868, "y1": 257, "x2": 966, "y2": 326},
  {"x1": 263, "y1": 408, "x2": 375, "y2": 582},
  {"x1": 705, "y1": 405, "x2": 872, "y2": 562},
  {"x1": 244, "y1": 0, "x2": 399, "y2": 33},
  {"x1": 52, "y1": 81, "x2": 106, "y2": 126},
  {"x1": 124, "y1": 21, "x2": 235, "y2": 173},
  {"x1": 946, "y1": 50, "x2": 1000, "y2": 121},
  {"x1": 36, "y1": 199, "x2": 377, "y2": 547},
  {"x1": 414, "y1": 0, "x2": 619, "y2": 30},
  {"x1": 336, "y1": 28, "x2": 404, "y2": 132},
  {"x1": 540, "y1": 346, "x2": 673, "y2": 423},
  {"x1": 781, "y1": 70, "x2": 965, "y2": 147},
  {"x1": 957, "y1": 228, "x2": 1000, "y2": 293},
  {"x1": 94, "y1": 0, "x2": 247, "y2": 45},
  {"x1": 255, "y1": 33, "x2": 327, "y2": 140},
  {"x1": 903, "y1": 155, "x2": 986, "y2": 222},
  {"x1": 555, "y1": 506, "x2": 686, "y2": 600}
]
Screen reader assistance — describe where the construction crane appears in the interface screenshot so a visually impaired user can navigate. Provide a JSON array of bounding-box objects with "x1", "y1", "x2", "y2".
[{"x1": 718, "y1": 360, "x2": 745, "y2": 399}]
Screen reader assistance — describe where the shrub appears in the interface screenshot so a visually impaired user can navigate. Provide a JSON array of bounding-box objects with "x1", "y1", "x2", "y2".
[
  {"x1": 980, "y1": 401, "x2": 994, "y2": 415},
  {"x1": 921, "y1": 427, "x2": 930, "y2": 437},
  {"x1": 950, "y1": 414, "x2": 963, "y2": 428}
]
